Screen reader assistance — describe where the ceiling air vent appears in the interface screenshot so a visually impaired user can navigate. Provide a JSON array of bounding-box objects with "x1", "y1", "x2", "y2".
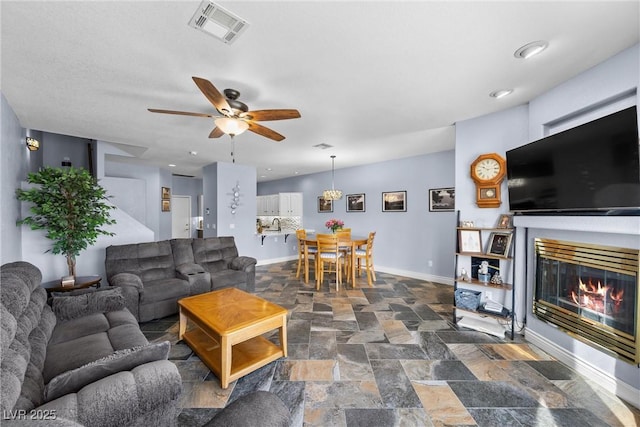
[
  {"x1": 313, "y1": 143, "x2": 334, "y2": 150},
  {"x1": 188, "y1": 1, "x2": 249, "y2": 45}
]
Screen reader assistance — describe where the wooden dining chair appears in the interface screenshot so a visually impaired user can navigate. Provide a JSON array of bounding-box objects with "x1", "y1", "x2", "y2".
[
  {"x1": 316, "y1": 233, "x2": 344, "y2": 291},
  {"x1": 355, "y1": 231, "x2": 376, "y2": 286},
  {"x1": 335, "y1": 228, "x2": 352, "y2": 276},
  {"x1": 295, "y1": 229, "x2": 316, "y2": 283}
]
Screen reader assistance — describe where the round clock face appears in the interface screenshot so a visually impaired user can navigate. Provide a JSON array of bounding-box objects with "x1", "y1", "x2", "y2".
[{"x1": 474, "y1": 158, "x2": 501, "y2": 181}]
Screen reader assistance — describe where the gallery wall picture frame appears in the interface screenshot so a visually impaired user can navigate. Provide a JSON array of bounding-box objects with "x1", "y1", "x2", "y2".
[
  {"x1": 487, "y1": 232, "x2": 512, "y2": 257},
  {"x1": 382, "y1": 190, "x2": 406, "y2": 212},
  {"x1": 318, "y1": 196, "x2": 333, "y2": 213},
  {"x1": 161, "y1": 199, "x2": 171, "y2": 212},
  {"x1": 458, "y1": 229, "x2": 483, "y2": 254},
  {"x1": 346, "y1": 193, "x2": 366, "y2": 212},
  {"x1": 161, "y1": 187, "x2": 171, "y2": 200},
  {"x1": 429, "y1": 187, "x2": 455, "y2": 212}
]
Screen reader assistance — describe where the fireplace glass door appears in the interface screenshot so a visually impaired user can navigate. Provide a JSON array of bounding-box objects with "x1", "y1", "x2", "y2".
[{"x1": 534, "y1": 238, "x2": 639, "y2": 364}]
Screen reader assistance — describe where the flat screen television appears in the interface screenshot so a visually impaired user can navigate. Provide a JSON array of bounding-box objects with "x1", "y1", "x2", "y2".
[{"x1": 506, "y1": 105, "x2": 640, "y2": 214}]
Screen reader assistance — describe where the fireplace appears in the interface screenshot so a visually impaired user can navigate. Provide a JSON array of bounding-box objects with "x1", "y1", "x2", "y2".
[{"x1": 534, "y1": 238, "x2": 639, "y2": 364}]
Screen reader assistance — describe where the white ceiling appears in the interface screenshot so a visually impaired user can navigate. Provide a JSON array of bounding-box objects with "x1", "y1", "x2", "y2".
[{"x1": 2, "y1": 1, "x2": 638, "y2": 181}]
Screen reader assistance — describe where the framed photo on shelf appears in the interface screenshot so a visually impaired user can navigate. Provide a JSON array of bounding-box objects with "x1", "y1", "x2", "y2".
[
  {"x1": 487, "y1": 232, "x2": 512, "y2": 257},
  {"x1": 458, "y1": 229, "x2": 482, "y2": 254},
  {"x1": 382, "y1": 191, "x2": 406, "y2": 212},
  {"x1": 346, "y1": 193, "x2": 365, "y2": 212},
  {"x1": 318, "y1": 196, "x2": 333, "y2": 213},
  {"x1": 161, "y1": 187, "x2": 171, "y2": 200},
  {"x1": 429, "y1": 187, "x2": 455, "y2": 212},
  {"x1": 496, "y1": 214, "x2": 513, "y2": 229},
  {"x1": 161, "y1": 199, "x2": 171, "y2": 212}
]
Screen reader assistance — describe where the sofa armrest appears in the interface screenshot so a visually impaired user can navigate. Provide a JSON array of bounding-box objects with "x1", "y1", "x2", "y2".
[
  {"x1": 230, "y1": 256, "x2": 257, "y2": 272},
  {"x1": 108, "y1": 273, "x2": 143, "y2": 320},
  {"x1": 28, "y1": 360, "x2": 182, "y2": 427},
  {"x1": 176, "y1": 263, "x2": 211, "y2": 295}
]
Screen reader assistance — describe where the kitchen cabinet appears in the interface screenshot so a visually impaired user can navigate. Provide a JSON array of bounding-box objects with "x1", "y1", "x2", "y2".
[
  {"x1": 257, "y1": 195, "x2": 279, "y2": 215},
  {"x1": 279, "y1": 192, "x2": 303, "y2": 216},
  {"x1": 257, "y1": 193, "x2": 303, "y2": 216}
]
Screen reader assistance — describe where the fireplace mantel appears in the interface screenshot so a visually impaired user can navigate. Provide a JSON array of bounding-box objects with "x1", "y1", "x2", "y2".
[{"x1": 513, "y1": 215, "x2": 640, "y2": 235}]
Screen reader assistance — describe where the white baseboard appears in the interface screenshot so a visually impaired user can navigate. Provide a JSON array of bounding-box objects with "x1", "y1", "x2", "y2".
[
  {"x1": 256, "y1": 255, "x2": 297, "y2": 266},
  {"x1": 525, "y1": 328, "x2": 640, "y2": 408},
  {"x1": 375, "y1": 265, "x2": 454, "y2": 286},
  {"x1": 255, "y1": 259, "x2": 453, "y2": 286}
]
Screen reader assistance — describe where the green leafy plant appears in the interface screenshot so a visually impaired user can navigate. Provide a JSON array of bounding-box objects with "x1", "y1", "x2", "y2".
[{"x1": 16, "y1": 166, "x2": 116, "y2": 276}]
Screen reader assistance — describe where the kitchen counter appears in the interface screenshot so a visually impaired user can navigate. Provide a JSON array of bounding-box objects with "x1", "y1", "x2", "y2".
[{"x1": 257, "y1": 228, "x2": 315, "y2": 245}]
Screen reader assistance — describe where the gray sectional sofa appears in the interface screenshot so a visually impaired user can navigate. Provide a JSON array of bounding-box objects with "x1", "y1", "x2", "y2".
[
  {"x1": 0, "y1": 261, "x2": 182, "y2": 426},
  {"x1": 105, "y1": 236, "x2": 257, "y2": 322}
]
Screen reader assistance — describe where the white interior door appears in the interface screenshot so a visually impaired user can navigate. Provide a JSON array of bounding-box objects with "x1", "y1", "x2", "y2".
[{"x1": 171, "y1": 195, "x2": 191, "y2": 238}]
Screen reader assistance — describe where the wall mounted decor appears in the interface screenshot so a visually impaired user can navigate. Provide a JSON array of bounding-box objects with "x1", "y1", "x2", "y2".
[
  {"x1": 162, "y1": 187, "x2": 171, "y2": 200},
  {"x1": 162, "y1": 199, "x2": 171, "y2": 212},
  {"x1": 318, "y1": 196, "x2": 333, "y2": 213},
  {"x1": 429, "y1": 187, "x2": 455, "y2": 212},
  {"x1": 382, "y1": 191, "x2": 406, "y2": 212},
  {"x1": 346, "y1": 193, "x2": 365, "y2": 212},
  {"x1": 230, "y1": 182, "x2": 241, "y2": 214}
]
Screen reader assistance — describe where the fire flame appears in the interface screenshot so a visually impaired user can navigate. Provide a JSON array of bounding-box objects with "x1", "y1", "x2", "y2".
[{"x1": 570, "y1": 277, "x2": 623, "y2": 314}]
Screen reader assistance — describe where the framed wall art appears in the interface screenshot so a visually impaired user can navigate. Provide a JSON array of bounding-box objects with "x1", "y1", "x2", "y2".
[
  {"x1": 318, "y1": 196, "x2": 333, "y2": 213},
  {"x1": 161, "y1": 187, "x2": 171, "y2": 200},
  {"x1": 161, "y1": 199, "x2": 171, "y2": 212},
  {"x1": 382, "y1": 191, "x2": 406, "y2": 212},
  {"x1": 429, "y1": 187, "x2": 455, "y2": 212},
  {"x1": 346, "y1": 193, "x2": 365, "y2": 212}
]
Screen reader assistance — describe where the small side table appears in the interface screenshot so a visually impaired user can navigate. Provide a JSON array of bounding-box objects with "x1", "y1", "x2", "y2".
[{"x1": 42, "y1": 275, "x2": 102, "y2": 295}]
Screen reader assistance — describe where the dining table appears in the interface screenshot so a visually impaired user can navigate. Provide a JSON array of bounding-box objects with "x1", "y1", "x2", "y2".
[{"x1": 303, "y1": 234, "x2": 368, "y2": 286}]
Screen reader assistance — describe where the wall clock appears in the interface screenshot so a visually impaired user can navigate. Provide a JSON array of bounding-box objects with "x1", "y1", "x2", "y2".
[{"x1": 470, "y1": 153, "x2": 506, "y2": 208}]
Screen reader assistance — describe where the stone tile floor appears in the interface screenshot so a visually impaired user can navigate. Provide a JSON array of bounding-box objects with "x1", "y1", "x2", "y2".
[{"x1": 140, "y1": 261, "x2": 640, "y2": 427}]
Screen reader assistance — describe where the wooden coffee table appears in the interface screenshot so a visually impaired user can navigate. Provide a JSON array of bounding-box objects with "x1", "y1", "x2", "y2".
[{"x1": 178, "y1": 287, "x2": 288, "y2": 389}]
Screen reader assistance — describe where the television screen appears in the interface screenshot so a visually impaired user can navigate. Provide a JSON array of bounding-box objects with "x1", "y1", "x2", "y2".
[{"x1": 506, "y1": 106, "x2": 640, "y2": 214}]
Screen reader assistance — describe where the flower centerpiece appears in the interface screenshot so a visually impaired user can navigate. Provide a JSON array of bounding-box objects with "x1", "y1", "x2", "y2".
[{"x1": 325, "y1": 218, "x2": 344, "y2": 233}]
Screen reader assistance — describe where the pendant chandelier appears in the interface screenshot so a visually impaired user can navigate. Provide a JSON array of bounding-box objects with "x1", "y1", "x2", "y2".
[{"x1": 322, "y1": 155, "x2": 343, "y2": 200}]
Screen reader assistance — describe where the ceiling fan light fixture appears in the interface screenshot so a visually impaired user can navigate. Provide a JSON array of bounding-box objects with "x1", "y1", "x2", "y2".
[
  {"x1": 214, "y1": 117, "x2": 249, "y2": 136},
  {"x1": 514, "y1": 41, "x2": 548, "y2": 59},
  {"x1": 322, "y1": 155, "x2": 343, "y2": 200}
]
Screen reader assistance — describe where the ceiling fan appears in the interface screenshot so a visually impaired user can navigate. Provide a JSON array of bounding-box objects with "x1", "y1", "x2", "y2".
[{"x1": 148, "y1": 76, "x2": 301, "y2": 142}]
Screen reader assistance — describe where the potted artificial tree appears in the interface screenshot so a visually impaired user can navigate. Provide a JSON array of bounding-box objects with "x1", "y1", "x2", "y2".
[{"x1": 16, "y1": 166, "x2": 116, "y2": 278}]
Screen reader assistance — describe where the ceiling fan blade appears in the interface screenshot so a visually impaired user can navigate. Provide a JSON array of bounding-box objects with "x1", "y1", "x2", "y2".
[
  {"x1": 192, "y1": 77, "x2": 232, "y2": 114},
  {"x1": 244, "y1": 109, "x2": 301, "y2": 121},
  {"x1": 247, "y1": 122, "x2": 285, "y2": 142},
  {"x1": 148, "y1": 108, "x2": 214, "y2": 118},
  {"x1": 209, "y1": 127, "x2": 224, "y2": 138}
]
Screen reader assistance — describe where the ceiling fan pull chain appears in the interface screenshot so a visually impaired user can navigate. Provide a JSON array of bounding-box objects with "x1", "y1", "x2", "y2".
[{"x1": 231, "y1": 135, "x2": 236, "y2": 163}]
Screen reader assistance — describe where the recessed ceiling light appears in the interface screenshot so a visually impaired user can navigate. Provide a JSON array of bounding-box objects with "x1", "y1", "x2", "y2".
[
  {"x1": 189, "y1": 151, "x2": 198, "y2": 156},
  {"x1": 489, "y1": 89, "x2": 513, "y2": 99},
  {"x1": 514, "y1": 41, "x2": 548, "y2": 59},
  {"x1": 168, "y1": 164, "x2": 176, "y2": 167},
  {"x1": 266, "y1": 168, "x2": 272, "y2": 171}
]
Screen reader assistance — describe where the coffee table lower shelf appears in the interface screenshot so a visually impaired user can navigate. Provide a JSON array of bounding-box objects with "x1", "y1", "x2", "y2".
[{"x1": 182, "y1": 328, "x2": 284, "y2": 388}]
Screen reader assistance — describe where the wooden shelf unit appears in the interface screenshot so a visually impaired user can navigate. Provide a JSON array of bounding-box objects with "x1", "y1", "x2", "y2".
[{"x1": 453, "y1": 211, "x2": 516, "y2": 339}]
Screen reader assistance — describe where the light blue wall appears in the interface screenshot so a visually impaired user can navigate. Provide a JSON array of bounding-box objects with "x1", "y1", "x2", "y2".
[
  {"x1": 202, "y1": 162, "x2": 258, "y2": 257},
  {"x1": 1, "y1": 93, "x2": 28, "y2": 264},
  {"x1": 258, "y1": 150, "x2": 457, "y2": 282},
  {"x1": 42, "y1": 133, "x2": 91, "y2": 170}
]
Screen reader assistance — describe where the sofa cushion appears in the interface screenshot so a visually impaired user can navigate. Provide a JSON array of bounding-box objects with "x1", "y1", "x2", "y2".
[
  {"x1": 209, "y1": 270, "x2": 248, "y2": 291},
  {"x1": 50, "y1": 288, "x2": 125, "y2": 321},
  {"x1": 44, "y1": 310, "x2": 148, "y2": 383},
  {"x1": 44, "y1": 341, "x2": 170, "y2": 402},
  {"x1": 140, "y1": 278, "x2": 190, "y2": 303}
]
